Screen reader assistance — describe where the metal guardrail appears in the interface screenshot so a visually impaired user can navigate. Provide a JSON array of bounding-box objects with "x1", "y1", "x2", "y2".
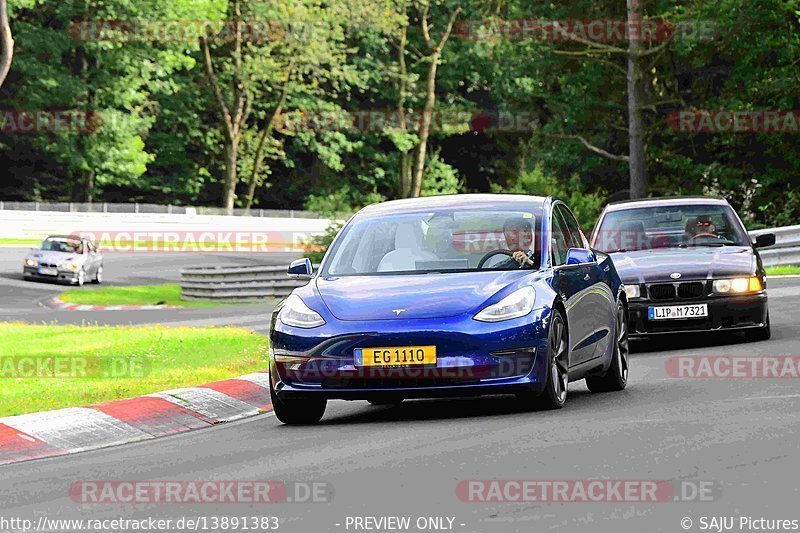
[
  {"x1": 750, "y1": 225, "x2": 800, "y2": 268},
  {"x1": 179, "y1": 225, "x2": 800, "y2": 303},
  {"x1": 180, "y1": 265, "x2": 310, "y2": 302},
  {"x1": 0, "y1": 200, "x2": 343, "y2": 219}
]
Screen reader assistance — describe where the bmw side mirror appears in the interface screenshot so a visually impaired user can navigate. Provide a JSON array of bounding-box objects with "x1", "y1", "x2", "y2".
[
  {"x1": 754, "y1": 233, "x2": 776, "y2": 249},
  {"x1": 288, "y1": 258, "x2": 314, "y2": 279},
  {"x1": 566, "y1": 248, "x2": 595, "y2": 265}
]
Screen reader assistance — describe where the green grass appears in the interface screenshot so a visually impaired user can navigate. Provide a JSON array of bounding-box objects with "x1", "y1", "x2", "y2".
[
  {"x1": 0, "y1": 238, "x2": 39, "y2": 246},
  {"x1": 60, "y1": 284, "x2": 240, "y2": 307},
  {"x1": 766, "y1": 265, "x2": 800, "y2": 276},
  {"x1": 0, "y1": 322, "x2": 270, "y2": 417}
]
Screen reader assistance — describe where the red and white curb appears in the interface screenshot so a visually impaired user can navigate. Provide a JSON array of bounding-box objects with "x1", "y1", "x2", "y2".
[
  {"x1": 42, "y1": 296, "x2": 183, "y2": 311},
  {"x1": 0, "y1": 372, "x2": 272, "y2": 466}
]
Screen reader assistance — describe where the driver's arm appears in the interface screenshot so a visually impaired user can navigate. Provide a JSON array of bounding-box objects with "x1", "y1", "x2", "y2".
[{"x1": 512, "y1": 250, "x2": 535, "y2": 267}]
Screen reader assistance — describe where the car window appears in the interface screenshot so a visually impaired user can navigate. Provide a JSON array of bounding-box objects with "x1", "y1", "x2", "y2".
[
  {"x1": 323, "y1": 207, "x2": 542, "y2": 276},
  {"x1": 555, "y1": 205, "x2": 585, "y2": 251},
  {"x1": 593, "y1": 203, "x2": 749, "y2": 252},
  {"x1": 550, "y1": 209, "x2": 570, "y2": 267}
]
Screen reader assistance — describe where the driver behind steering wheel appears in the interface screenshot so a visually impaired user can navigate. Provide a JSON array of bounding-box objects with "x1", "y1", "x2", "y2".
[
  {"x1": 494, "y1": 217, "x2": 536, "y2": 269},
  {"x1": 686, "y1": 215, "x2": 721, "y2": 241}
]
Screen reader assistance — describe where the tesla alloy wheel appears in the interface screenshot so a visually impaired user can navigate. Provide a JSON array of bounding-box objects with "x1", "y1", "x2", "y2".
[{"x1": 586, "y1": 302, "x2": 629, "y2": 393}]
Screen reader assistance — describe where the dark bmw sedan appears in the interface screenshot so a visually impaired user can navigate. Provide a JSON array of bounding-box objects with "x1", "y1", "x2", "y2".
[{"x1": 590, "y1": 197, "x2": 775, "y2": 341}]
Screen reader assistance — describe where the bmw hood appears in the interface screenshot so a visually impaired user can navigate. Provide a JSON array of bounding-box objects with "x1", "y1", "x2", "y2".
[
  {"x1": 610, "y1": 247, "x2": 756, "y2": 284},
  {"x1": 315, "y1": 270, "x2": 532, "y2": 321},
  {"x1": 29, "y1": 250, "x2": 83, "y2": 265}
]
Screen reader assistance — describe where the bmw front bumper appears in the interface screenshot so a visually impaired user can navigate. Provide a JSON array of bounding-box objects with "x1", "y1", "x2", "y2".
[
  {"x1": 627, "y1": 293, "x2": 768, "y2": 336},
  {"x1": 23, "y1": 267, "x2": 82, "y2": 284}
]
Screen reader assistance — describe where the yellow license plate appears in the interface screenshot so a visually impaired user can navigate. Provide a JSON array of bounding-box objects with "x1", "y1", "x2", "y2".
[{"x1": 355, "y1": 346, "x2": 437, "y2": 367}]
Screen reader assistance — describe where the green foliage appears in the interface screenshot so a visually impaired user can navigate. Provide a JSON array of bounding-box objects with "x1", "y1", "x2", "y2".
[
  {"x1": 492, "y1": 164, "x2": 605, "y2": 230},
  {"x1": 308, "y1": 221, "x2": 345, "y2": 265},
  {"x1": 422, "y1": 152, "x2": 463, "y2": 196},
  {"x1": 1, "y1": 0, "x2": 798, "y2": 231}
]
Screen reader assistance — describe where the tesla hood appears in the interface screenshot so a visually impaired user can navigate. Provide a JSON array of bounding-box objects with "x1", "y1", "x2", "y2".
[{"x1": 315, "y1": 271, "x2": 531, "y2": 321}]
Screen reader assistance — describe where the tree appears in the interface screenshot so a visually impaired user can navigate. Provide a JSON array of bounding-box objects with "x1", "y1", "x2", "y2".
[
  {"x1": 626, "y1": 0, "x2": 646, "y2": 198},
  {"x1": 409, "y1": 2, "x2": 461, "y2": 198},
  {"x1": 200, "y1": 0, "x2": 251, "y2": 214},
  {"x1": 0, "y1": 0, "x2": 13, "y2": 89}
]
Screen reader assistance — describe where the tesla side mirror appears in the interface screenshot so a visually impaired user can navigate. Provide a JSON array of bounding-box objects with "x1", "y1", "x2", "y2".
[
  {"x1": 754, "y1": 233, "x2": 776, "y2": 249},
  {"x1": 566, "y1": 248, "x2": 595, "y2": 265},
  {"x1": 288, "y1": 258, "x2": 314, "y2": 279}
]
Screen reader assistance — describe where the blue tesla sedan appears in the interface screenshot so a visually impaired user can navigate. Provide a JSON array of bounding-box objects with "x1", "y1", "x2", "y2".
[{"x1": 269, "y1": 195, "x2": 629, "y2": 424}]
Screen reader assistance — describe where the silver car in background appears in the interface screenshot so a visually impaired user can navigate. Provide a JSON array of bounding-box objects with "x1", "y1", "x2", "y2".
[{"x1": 23, "y1": 235, "x2": 103, "y2": 286}]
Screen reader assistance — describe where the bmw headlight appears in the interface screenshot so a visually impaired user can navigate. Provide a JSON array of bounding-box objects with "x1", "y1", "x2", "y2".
[
  {"x1": 278, "y1": 294, "x2": 326, "y2": 328},
  {"x1": 713, "y1": 277, "x2": 762, "y2": 294},
  {"x1": 24, "y1": 258, "x2": 38, "y2": 267},
  {"x1": 60, "y1": 262, "x2": 80, "y2": 271},
  {"x1": 624, "y1": 284, "x2": 641, "y2": 299},
  {"x1": 474, "y1": 287, "x2": 537, "y2": 323}
]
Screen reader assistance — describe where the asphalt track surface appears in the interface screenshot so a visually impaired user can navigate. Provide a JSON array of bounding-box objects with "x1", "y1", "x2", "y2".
[
  {"x1": 0, "y1": 248, "x2": 298, "y2": 331},
  {"x1": 1, "y1": 246, "x2": 800, "y2": 532}
]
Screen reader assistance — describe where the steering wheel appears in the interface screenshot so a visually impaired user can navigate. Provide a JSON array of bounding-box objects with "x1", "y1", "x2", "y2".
[
  {"x1": 477, "y1": 249, "x2": 515, "y2": 269},
  {"x1": 689, "y1": 233, "x2": 720, "y2": 242}
]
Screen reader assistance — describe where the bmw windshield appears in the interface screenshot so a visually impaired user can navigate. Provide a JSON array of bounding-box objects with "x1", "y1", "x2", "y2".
[
  {"x1": 594, "y1": 204, "x2": 750, "y2": 253},
  {"x1": 322, "y1": 208, "x2": 542, "y2": 276},
  {"x1": 39, "y1": 238, "x2": 82, "y2": 254}
]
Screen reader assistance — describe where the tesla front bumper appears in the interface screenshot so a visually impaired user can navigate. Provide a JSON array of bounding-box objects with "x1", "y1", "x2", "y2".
[{"x1": 269, "y1": 308, "x2": 553, "y2": 401}]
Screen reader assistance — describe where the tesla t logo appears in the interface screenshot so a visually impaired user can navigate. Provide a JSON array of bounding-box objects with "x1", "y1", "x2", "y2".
[
  {"x1": 393, "y1": 309, "x2": 406, "y2": 316},
  {"x1": 670, "y1": 272, "x2": 682, "y2": 279}
]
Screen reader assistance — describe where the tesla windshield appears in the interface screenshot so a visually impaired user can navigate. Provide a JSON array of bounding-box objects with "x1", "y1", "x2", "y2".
[
  {"x1": 322, "y1": 209, "x2": 542, "y2": 276},
  {"x1": 594, "y1": 204, "x2": 750, "y2": 252}
]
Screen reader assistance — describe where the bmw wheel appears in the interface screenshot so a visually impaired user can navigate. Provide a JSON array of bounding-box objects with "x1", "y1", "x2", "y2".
[
  {"x1": 586, "y1": 302, "x2": 629, "y2": 393},
  {"x1": 76, "y1": 269, "x2": 85, "y2": 287},
  {"x1": 93, "y1": 266, "x2": 103, "y2": 284}
]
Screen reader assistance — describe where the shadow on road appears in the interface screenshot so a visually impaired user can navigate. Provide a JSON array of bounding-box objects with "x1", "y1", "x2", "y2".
[
  {"x1": 303, "y1": 387, "x2": 657, "y2": 426},
  {"x1": 631, "y1": 331, "x2": 756, "y2": 354}
]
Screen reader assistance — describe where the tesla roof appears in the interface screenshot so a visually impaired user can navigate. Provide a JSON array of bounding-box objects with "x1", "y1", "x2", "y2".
[
  {"x1": 357, "y1": 194, "x2": 549, "y2": 217},
  {"x1": 605, "y1": 196, "x2": 730, "y2": 212}
]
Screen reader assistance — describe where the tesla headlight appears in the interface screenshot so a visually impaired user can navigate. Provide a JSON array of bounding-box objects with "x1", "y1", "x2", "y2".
[
  {"x1": 624, "y1": 284, "x2": 641, "y2": 299},
  {"x1": 278, "y1": 294, "x2": 326, "y2": 328},
  {"x1": 24, "y1": 258, "x2": 38, "y2": 267},
  {"x1": 713, "y1": 277, "x2": 762, "y2": 294},
  {"x1": 474, "y1": 287, "x2": 537, "y2": 323}
]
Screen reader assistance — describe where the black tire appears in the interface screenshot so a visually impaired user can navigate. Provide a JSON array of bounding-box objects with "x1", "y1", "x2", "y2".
[
  {"x1": 745, "y1": 313, "x2": 771, "y2": 342},
  {"x1": 586, "y1": 302, "x2": 630, "y2": 393},
  {"x1": 270, "y1": 378, "x2": 326, "y2": 425},
  {"x1": 92, "y1": 266, "x2": 103, "y2": 284},
  {"x1": 367, "y1": 398, "x2": 404, "y2": 406},
  {"x1": 518, "y1": 308, "x2": 569, "y2": 410}
]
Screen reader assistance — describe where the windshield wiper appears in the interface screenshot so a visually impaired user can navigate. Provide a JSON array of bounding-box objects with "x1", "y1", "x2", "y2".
[{"x1": 606, "y1": 248, "x2": 628, "y2": 253}]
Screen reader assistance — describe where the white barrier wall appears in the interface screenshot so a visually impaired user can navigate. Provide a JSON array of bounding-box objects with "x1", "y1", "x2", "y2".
[{"x1": 1, "y1": 210, "x2": 332, "y2": 252}]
